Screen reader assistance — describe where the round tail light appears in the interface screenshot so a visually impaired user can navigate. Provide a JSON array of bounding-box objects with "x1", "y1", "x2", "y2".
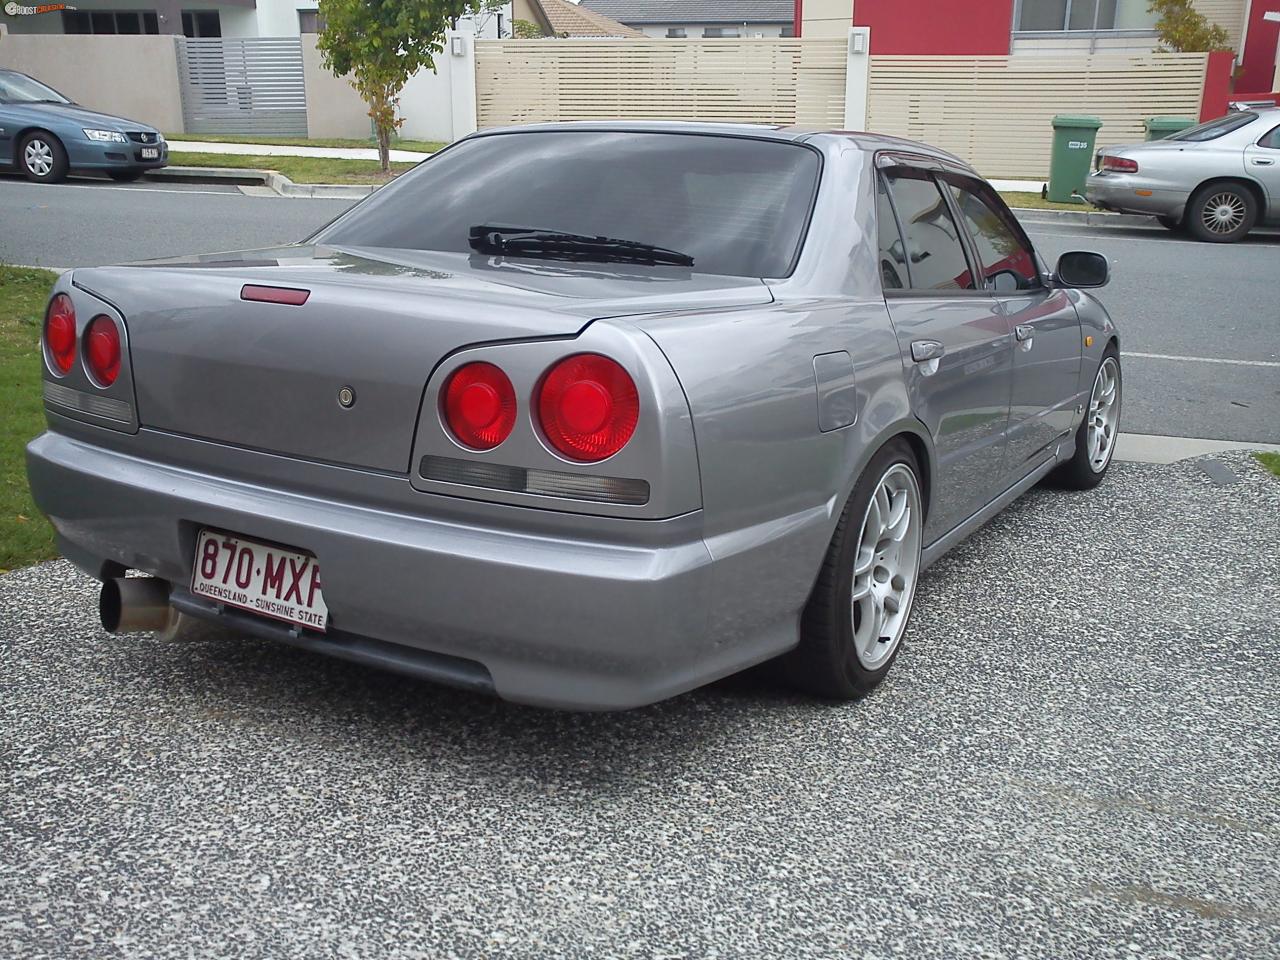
[
  {"x1": 537, "y1": 354, "x2": 639, "y2": 462},
  {"x1": 44, "y1": 293, "x2": 77, "y2": 375},
  {"x1": 84, "y1": 315, "x2": 122, "y2": 387},
  {"x1": 442, "y1": 361, "x2": 517, "y2": 450}
]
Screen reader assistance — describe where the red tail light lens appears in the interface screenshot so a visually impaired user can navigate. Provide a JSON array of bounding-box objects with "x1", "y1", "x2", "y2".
[
  {"x1": 44, "y1": 293, "x2": 76, "y2": 375},
  {"x1": 537, "y1": 354, "x2": 639, "y2": 462},
  {"x1": 84, "y1": 315, "x2": 122, "y2": 387},
  {"x1": 442, "y1": 361, "x2": 517, "y2": 450},
  {"x1": 1101, "y1": 156, "x2": 1139, "y2": 173}
]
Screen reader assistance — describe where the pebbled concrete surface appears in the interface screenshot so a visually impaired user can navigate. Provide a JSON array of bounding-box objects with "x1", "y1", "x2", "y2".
[{"x1": 1, "y1": 453, "x2": 1278, "y2": 959}]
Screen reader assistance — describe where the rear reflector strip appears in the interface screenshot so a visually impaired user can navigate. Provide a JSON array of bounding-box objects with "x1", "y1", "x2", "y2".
[
  {"x1": 44, "y1": 381, "x2": 132, "y2": 422},
  {"x1": 420, "y1": 455, "x2": 649, "y2": 506},
  {"x1": 241, "y1": 284, "x2": 310, "y2": 306}
]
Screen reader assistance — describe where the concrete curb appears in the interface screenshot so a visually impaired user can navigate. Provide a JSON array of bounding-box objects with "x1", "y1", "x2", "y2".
[
  {"x1": 145, "y1": 166, "x2": 377, "y2": 199},
  {"x1": 1009, "y1": 207, "x2": 1155, "y2": 227}
]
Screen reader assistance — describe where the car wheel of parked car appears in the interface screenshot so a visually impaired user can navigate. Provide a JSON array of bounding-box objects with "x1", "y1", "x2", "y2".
[
  {"x1": 19, "y1": 131, "x2": 68, "y2": 183},
  {"x1": 1186, "y1": 182, "x2": 1256, "y2": 243},
  {"x1": 107, "y1": 170, "x2": 144, "y2": 182},
  {"x1": 1051, "y1": 347, "x2": 1122, "y2": 490},
  {"x1": 785, "y1": 439, "x2": 923, "y2": 699},
  {"x1": 1156, "y1": 214, "x2": 1183, "y2": 232}
]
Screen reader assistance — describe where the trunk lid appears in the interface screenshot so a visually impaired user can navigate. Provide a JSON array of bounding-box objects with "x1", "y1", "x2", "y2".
[{"x1": 75, "y1": 244, "x2": 771, "y2": 472}]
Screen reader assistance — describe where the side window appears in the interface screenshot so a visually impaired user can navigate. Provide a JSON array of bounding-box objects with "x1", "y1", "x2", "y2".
[
  {"x1": 1260, "y1": 125, "x2": 1280, "y2": 150},
  {"x1": 876, "y1": 175, "x2": 908, "y2": 290},
  {"x1": 882, "y1": 170, "x2": 975, "y2": 292},
  {"x1": 945, "y1": 178, "x2": 1042, "y2": 292}
]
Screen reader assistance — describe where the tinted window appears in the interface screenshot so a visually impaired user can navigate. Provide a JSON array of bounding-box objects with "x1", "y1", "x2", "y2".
[
  {"x1": 946, "y1": 179, "x2": 1041, "y2": 292},
  {"x1": 317, "y1": 132, "x2": 820, "y2": 279},
  {"x1": 876, "y1": 175, "x2": 908, "y2": 290},
  {"x1": 1169, "y1": 112, "x2": 1257, "y2": 142},
  {"x1": 882, "y1": 170, "x2": 975, "y2": 291},
  {"x1": 1259, "y1": 124, "x2": 1280, "y2": 150}
]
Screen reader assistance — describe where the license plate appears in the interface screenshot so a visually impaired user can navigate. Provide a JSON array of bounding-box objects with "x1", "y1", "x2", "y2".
[
  {"x1": 140, "y1": 147, "x2": 159, "y2": 160},
  {"x1": 191, "y1": 529, "x2": 328, "y2": 631}
]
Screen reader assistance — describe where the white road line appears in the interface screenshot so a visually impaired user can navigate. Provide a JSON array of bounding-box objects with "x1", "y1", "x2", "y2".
[{"x1": 1125, "y1": 351, "x2": 1280, "y2": 368}]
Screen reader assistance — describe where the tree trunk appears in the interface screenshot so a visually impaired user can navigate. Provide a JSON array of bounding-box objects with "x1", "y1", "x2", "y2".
[{"x1": 377, "y1": 123, "x2": 391, "y2": 174}]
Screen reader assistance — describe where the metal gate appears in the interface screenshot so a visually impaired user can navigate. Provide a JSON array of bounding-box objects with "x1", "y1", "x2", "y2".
[{"x1": 176, "y1": 37, "x2": 308, "y2": 136}]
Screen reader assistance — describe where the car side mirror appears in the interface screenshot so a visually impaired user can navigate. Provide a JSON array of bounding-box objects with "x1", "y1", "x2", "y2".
[{"x1": 1055, "y1": 251, "x2": 1109, "y2": 289}]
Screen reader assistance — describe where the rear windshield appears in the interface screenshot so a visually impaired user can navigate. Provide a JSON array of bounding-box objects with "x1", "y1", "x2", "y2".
[
  {"x1": 1168, "y1": 112, "x2": 1257, "y2": 142},
  {"x1": 314, "y1": 131, "x2": 821, "y2": 278}
]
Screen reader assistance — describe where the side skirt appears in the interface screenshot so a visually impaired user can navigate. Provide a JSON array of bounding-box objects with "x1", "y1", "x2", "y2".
[{"x1": 920, "y1": 454, "x2": 1063, "y2": 571}]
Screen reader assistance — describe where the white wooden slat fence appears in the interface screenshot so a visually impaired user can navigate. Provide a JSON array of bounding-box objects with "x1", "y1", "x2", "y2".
[
  {"x1": 475, "y1": 38, "x2": 850, "y2": 130},
  {"x1": 866, "y1": 53, "x2": 1209, "y2": 179}
]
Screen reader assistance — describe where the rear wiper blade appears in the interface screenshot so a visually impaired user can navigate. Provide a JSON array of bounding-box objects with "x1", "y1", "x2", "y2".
[{"x1": 468, "y1": 224, "x2": 694, "y2": 267}]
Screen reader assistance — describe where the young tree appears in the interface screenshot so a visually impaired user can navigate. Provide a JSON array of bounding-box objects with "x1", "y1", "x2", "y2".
[
  {"x1": 1147, "y1": 0, "x2": 1232, "y2": 53},
  {"x1": 317, "y1": 0, "x2": 472, "y2": 173}
]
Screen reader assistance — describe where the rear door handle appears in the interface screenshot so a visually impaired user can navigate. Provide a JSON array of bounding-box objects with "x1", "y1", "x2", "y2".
[
  {"x1": 1252, "y1": 157, "x2": 1275, "y2": 166},
  {"x1": 1014, "y1": 324, "x2": 1035, "y2": 342}
]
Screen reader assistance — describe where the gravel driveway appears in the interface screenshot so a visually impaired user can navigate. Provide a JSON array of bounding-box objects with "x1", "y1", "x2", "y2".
[{"x1": 2, "y1": 454, "x2": 1277, "y2": 960}]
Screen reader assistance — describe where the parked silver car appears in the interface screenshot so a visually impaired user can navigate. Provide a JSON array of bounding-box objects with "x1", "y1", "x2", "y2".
[
  {"x1": 26, "y1": 122, "x2": 1121, "y2": 710},
  {"x1": 1086, "y1": 106, "x2": 1280, "y2": 242}
]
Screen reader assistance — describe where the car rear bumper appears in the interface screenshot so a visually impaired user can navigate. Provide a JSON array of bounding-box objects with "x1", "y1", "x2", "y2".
[
  {"x1": 27, "y1": 429, "x2": 813, "y2": 710},
  {"x1": 1085, "y1": 173, "x2": 1186, "y2": 218}
]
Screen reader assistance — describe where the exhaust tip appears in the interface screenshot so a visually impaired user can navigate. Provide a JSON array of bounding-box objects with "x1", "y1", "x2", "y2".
[{"x1": 100, "y1": 577, "x2": 172, "y2": 634}]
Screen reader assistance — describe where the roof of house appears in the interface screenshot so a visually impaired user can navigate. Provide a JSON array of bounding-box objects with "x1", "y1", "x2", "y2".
[
  {"x1": 578, "y1": 0, "x2": 794, "y2": 25},
  {"x1": 534, "y1": 0, "x2": 646, "y2": 36}
]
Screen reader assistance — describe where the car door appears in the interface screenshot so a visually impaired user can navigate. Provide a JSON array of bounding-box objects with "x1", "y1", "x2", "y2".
[
  {"x1": 877, "y1": 165, "x2": 1013, "y2": 541},
  {"x1": 943, "y1": 175, "x2": 1082, "y2": 475},
  {"x1": 1244, "y1": 121, "x2": 1280, "y2": 222}
]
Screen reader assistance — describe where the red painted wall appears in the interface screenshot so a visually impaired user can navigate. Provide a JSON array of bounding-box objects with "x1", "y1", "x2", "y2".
[
  {"x1": 1200, "y1": 50, "x2": 1236, "y2": 119},
  {"x1": 852, "y1": 0, "x2": 1014, "y2": 54},
  {"x1": 1238, "y1": 0, "x2": 1280, "y2": 93}
]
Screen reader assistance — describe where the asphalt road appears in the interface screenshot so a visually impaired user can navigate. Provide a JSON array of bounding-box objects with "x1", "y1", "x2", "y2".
[
  {"x1": 3, "y1": 452, "x2": 1277, "y2": 959},
  {"x1": 2, "y1": 177, "x2": 1277, "y2": 443}
]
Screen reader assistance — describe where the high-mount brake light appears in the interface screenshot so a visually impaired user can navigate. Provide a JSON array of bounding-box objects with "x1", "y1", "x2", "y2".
[
  {"x1": 536, "y1": 354, "x2": 639, "y2": 462},
  {"x1": 44, "y1": 293, "x2": 76, "y2": 375},
  {"x1": 241, "y1": 284, "x2": 310, "y2": 306},
  {"x1": 442, "y1": 361, "x2": 517, "y2": 451}
]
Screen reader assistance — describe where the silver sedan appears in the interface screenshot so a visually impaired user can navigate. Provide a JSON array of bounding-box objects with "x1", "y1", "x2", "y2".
[
  {"x1": 1086, "y1": 106, "x2": 1280, "y2": 242},
  {"x1": 27, "y1": 123, "x2": 1121, "y2": 710}
]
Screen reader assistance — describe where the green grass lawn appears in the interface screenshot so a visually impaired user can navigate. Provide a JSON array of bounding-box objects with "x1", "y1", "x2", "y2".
[
  {"x1": 0, "y1": 265, "x2": 60, "y2": 573},
  {"x1": 165, "y1": 133, "x2": 445, "y2": 153},
  {"x1": 1255, "y1": 452, "x2": 1280, "y2": 478},
  {"x1": 168, "y1": 151, "x2": 417, "y2": 185}
]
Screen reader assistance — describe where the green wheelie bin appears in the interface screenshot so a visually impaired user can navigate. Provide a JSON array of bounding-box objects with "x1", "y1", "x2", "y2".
[
  {"x1": 1144, "y1": 116, "x2": 1195, "y2": 140},
  {"x1": 1047, "y1": 114, "x2": 1102, "y2": 204}
]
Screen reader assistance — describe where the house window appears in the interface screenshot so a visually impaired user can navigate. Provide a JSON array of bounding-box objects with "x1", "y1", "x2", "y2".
[
  {"x1": 780, "y1": 25, "x2": 795, "y2": 37},
  {"x1": 666, "y1": 27, "x2": 686, "y2": 37},
  {"x1": 181, "y1": 10, "x2": 222, "y2": 37},
  {"x1": 1014, "y1": 0, "x2": 1155, "y2": 32},
  {"x1": 703, "y1": 26, "x2": 741, "y2": 37},
  {"x1": 62, "y1": 9, "x2": 159, "y2": 33},
  {"x1": 298, "y1": 9, "x2": 326, "y2": 33}
]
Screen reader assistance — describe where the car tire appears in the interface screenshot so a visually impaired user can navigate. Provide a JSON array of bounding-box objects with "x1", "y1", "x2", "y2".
[
  {"x1": 107, "y1": 170, "x2": 144, "y2": 182},
  {"x1": 1185, "y1": 182, "x2": 1257, "y2": 243},
  {"x1": 1156, "y1": 214, "x2": 1183, "y2": 232},
  {"x1": 1050, "y1": 346, "x2": 1122, "y2": 491},
  {"x1": 783, "y1": 439, "x2": 924, "y2": 699},
  {"x1": 18, "y1": 131, "x2": 69, "y2": 184}
]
